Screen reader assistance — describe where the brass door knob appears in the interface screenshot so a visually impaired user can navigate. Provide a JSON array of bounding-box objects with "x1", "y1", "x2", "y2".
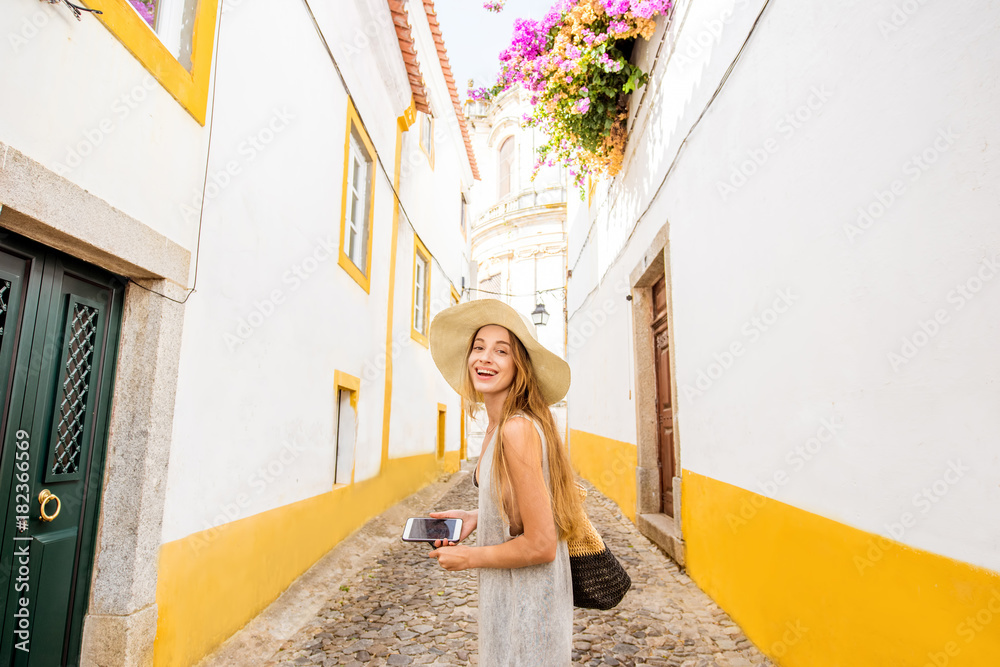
[{"x1": 38, "y1": 489, "x2": 61, "y2": 522}]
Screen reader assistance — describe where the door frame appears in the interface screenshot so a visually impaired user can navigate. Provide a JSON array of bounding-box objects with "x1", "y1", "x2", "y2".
[
  {"x1": 0, "y1": 143, "x2": 192, "y2": 666},
  {"x1": 629, "y1": 222, "x2": 685, "y2": 566}
]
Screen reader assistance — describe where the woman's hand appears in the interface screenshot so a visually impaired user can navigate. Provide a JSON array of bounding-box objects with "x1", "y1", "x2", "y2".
[
  {"x1": 428, "y1": 509, "x2": 477, "y2": 548},
  {"x1": 428, "y1": 544, "x2": 474, "y2": 571}
]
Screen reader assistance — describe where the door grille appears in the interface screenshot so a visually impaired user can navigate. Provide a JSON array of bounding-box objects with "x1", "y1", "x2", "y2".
[{"x1": 51, "y1": 303, "x2": 99, "y2": 476}]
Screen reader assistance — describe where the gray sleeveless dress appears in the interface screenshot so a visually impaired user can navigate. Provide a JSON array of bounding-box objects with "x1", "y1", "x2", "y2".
[{"x1": 475, "y1": 411, "x2": 573, "y2": 665}]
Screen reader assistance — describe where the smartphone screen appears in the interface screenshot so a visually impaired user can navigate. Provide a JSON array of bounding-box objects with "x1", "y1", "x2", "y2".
[{"x1": 402, "y1": 518, "x2": 462, "y2": 543}]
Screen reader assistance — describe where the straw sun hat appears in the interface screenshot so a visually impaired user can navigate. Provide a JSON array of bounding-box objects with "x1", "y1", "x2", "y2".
[{"x1": 429, "y1": 299, "x2": 571, "y2": 405}]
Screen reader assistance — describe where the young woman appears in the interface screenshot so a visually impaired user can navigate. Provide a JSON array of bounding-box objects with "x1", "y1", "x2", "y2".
[{"x1": 427, "y1": 299, "x2": 583, "y2": 666}]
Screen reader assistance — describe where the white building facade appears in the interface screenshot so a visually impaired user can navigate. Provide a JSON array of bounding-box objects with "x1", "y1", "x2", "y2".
[
  {"x1": 566, "y1": 1, "x2": 1000, "y2": 665},
  {"x1": 466, "y1": 87, "x2": 569, "y2": 452},
  {"x1": 0, "y1": 0, "x2": 476, "y2": 664}
]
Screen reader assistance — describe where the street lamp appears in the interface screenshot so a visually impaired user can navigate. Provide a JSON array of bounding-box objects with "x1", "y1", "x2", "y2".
[{"x1": 532, "y1": 301, "x2": 549, "y2": 326}]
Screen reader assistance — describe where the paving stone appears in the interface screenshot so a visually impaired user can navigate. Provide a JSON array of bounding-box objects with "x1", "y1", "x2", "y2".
[{"x1": 262, "y1": 473, "x2": 773, "y2": 666}]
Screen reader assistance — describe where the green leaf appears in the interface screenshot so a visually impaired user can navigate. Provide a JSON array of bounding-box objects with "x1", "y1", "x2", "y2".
[{"x1": 623, "y1": 67, "x2": 642, "y2": 94}]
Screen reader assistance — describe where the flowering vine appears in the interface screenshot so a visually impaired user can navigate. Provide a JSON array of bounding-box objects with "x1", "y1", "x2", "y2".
[
  {"x1": 474, "y1": 0, "x2": 672, "y2": 191},
  {"x1": 483, "y1": 1, "x2": 506, "y2": 12},
  {"x1": 128, "y1": 0, "x2": 156, "y2": 27}
]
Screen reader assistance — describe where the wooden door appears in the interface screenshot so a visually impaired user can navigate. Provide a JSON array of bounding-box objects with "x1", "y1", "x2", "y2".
[
  {"x1": 0, "y1": 233, "x2": 123, "y2": 665},
  {"x1": 651, "y1": 276, "x2": 675, "y2": 517}
]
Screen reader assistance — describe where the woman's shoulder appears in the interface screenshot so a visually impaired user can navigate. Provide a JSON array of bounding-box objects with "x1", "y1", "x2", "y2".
[{"x1": 503, "y1": 411, "x2": 544, "y2": 444}]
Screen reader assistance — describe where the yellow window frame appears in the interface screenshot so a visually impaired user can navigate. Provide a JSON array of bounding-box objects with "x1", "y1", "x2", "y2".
[
  {"x1": 450, "y1": 286, "x2": 460, "y2": 305},
  {"x1": 333, "y1": 370, "x2": 361, "y2": 486},
  {"x1": 411, "y1": 234, "x2": 431, "y2": 347},
  {"x1": 419, "y1": 112, "x2": 435, "y2": 169},
  {"x1": 436, "y1": 403, "x2": 447, "y2": 459},
  {"x1": 91, "y1": 0, "x2": 218, "y2": 125},
  {"x1": 339, "y1": 97, "x2": 377, "y2": 294}
]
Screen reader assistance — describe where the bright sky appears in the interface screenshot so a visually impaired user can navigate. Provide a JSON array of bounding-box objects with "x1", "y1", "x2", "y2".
[{"x1": 434, "y1": 0, "x2": 550, "y2": 99}]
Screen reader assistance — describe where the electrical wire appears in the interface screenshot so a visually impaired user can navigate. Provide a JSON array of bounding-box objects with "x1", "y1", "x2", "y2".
[
  {"x1": 567, "y1": 0, "x2": 774, "y2": 313},
  {"x1": 127, "y1": 0, "x2": 227, "y2": 303},
  {"x1": 300, "y1": 0, "x2": 467, "y2": 298}
]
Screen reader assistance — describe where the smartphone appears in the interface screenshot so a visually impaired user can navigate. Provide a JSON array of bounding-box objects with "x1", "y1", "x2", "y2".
[{"x1": 402, "y1": 517, "x2": 463, "y2": 545}]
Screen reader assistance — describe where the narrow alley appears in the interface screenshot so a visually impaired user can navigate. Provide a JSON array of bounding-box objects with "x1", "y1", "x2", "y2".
[{"x1": 203, "y1": 464, "x2": 773, "y2": 667}]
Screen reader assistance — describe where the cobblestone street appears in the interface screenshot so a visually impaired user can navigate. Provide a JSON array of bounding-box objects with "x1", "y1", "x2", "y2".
[{"x1": 208, "y1": 463, "x2": 776, "y2": 667}]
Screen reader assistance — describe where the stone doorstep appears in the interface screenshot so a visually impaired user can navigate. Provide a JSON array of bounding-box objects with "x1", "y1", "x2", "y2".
[{"x1": 637, "y1": 512, "x2": 685, "y2": 568}]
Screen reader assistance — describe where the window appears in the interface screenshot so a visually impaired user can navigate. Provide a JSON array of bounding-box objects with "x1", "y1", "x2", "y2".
[
  {"x1": 437, "y1": 404, "x2": 447, "y2": 459},
  {"x1": 94, "y1": 0, "x2": 217, "y2": 123},
  {"x1": 498, "y1": 137, "x2": 515, "y2": 198},
  {"x1": 460, "y1": 193, "x2": 467, "y2": 237},
  {"x1": 419, "y1": 112, "x2": 435, "y2": 167},
  {"x1": 333, "y1": 371, "x2": 360, "y2": 486},
  {"x1": 126, "y1": 0, "x2": 196, "y2": 69},
  {"x1": 412, "y1": 235, "x2": 432, "y2": 346},
  {"x1": 339, "y1": 98, "x2": 377, "y2": 293}
]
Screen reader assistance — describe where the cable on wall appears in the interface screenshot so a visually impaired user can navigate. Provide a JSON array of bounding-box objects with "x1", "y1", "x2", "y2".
[
  {"x1": 567, "y1": 0, "x2": 775, "y2": 306},
  {"x1": 126, "y1": 0, "x2": 227, "y2": 304},
  {"x1": 300, "y1": 0, "x2": 466, "y2": 298}
]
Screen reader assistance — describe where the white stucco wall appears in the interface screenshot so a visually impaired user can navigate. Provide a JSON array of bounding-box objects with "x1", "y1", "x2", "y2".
[
  {"x1": 1, "y1": 0, "x2": 210, "y2": 252},
  {"x1": 161, "y1": 0, "x2": 471, "y2": 543},
  {"x1": 568, "y1": 0, "x2": 1000, "y2": 573}
]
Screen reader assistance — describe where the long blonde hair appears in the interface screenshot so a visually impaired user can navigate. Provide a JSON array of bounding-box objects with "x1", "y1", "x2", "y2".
[{"x1": 460, "y1": 327, "x2": 583, "y2": 541}]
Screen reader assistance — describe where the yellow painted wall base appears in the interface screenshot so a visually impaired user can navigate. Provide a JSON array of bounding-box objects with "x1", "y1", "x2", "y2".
[
  {"x1": 154, "y1": 453, "x2": 452, "y2": 667},
  {"x1": 682, "y1": 469, "x2": 1000, "y2": 667},
  {"x1": 442, "y1": 450, "x2": 460, "y2": 474},
  {"x1": 569, "y1": 429, "x2": 636, "y2": 522}
]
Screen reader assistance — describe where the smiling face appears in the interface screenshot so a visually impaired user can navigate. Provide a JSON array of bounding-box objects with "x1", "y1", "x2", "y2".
[{"x1": 467, "y1": 324, "x2": 516, "y2": 398}]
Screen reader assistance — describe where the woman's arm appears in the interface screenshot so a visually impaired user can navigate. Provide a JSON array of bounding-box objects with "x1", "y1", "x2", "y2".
[{"x1": 430, "y1": 419, "x2": 557, "y2": 570}]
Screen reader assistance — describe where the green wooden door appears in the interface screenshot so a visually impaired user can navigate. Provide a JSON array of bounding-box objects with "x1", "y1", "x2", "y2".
[{"x1": 0, "y1": 233, "x2": 124, "y2": 666}]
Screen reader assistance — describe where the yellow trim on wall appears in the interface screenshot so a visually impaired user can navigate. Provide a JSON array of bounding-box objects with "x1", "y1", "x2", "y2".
[
  {"x1": 442, "y1": 450, "x2": 460, "y2": 474},
  {"x1": 153, "y1": 452, "x2": 453, "y2": 667},
  {"x1": 569, "y1": 429, "x2": 637, "y2": 522},
  {"x1": 338, "y1": 97, "x2": 377, "y2": 294},
  {"x1": 418, "y1": 112, "x2": 435, "y2": 169},
  {"x1": 436, "y1": 403, "x2": 447, "y2": 459},
  {"x1": 381, "y1": 99, "x2": 417, "y2": 467},
  {"x1": 410, "y1": 234, "x2": 431, "y2": 348},
  {"x1": 682, "y1": 469, "x2": 1000, "y2": 667},
  {"x1": 91, "y1": 0, "x2": 218, "y2": 125},
  {"x1": 334, "y1": 370, "x2": 360, "y2": 410},
  {"x1": 333, "y1": 370, "x2": 361, "y2": 484}
]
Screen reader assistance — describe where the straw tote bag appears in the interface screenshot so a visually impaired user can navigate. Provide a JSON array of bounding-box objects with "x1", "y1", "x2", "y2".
[{"x1": 568, "y1": 483, "x2": 632, "y2": 610}]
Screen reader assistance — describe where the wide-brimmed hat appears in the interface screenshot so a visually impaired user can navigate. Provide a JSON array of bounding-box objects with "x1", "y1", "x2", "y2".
[{"x1": 429, "y1": 299, "x2": 570, "y2": 405}]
